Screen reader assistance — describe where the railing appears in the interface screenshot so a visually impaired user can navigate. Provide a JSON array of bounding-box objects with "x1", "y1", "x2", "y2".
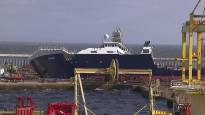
[
  {"x1": 29, "y1": 47, "x2": 74, "y2": 61},
  {"x1": 175, "y1": 95, "x2": 191, "y2": 105},
  {"x1": 170, "y1": 80, "x2": 183, "y2": 88},
  {"x1": 170, "y1": 80, "x2": 205, "y2": 95}
]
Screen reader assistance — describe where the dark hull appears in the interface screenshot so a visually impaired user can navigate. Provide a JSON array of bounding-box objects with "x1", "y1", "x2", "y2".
[
  {"x1": 71, "y1": 54, "x2": 155, "y2": 68},
  {"x1": 30, "y1": 53, "x2": 186, "y2": 78},
  {"x1": 30, "y1": 53, "x2": 74, "y2": 78}
]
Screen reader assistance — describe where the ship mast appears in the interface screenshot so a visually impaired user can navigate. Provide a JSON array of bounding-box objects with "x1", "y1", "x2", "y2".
[{"x1": 111, "y1": 27, "x2": 123, "y2": 43}]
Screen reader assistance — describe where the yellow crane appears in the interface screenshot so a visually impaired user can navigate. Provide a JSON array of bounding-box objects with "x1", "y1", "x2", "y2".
[
  {"x1": 181, "y1": 0, "x2": 205, "y2": 84},
  {"x1": 172, "y1": 1, "x2": 205, "y2": 114},
  {"x1": 73, "y1": 59, "x2": 172, "y2": 115}
]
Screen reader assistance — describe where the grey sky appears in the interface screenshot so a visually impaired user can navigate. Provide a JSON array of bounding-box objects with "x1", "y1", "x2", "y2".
[{"x1": 0, "y1": 0, "x2": 204, "y2": 44}]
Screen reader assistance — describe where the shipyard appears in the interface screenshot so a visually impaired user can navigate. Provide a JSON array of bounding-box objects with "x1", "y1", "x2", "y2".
[{"x1": 0, "y1": 0, "x2": 205, "y2": 115}]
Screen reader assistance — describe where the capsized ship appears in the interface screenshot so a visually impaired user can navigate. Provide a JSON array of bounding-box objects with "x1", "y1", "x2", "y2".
[{"x1": 29, "y1": 28, "x2": 181, "y2": 78}]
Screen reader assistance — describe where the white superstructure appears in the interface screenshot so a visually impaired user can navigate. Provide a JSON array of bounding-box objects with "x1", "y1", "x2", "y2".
[
  {"x1": 141, "y1": 47, "x2": 152, "y2": 54},
  {"x1": 78, "y1": 42, "x2": 129, "y2": 54},
  {"x1": 77, "y1": 27, "x2": 129, "y2": 54},
  {"x1": 140, "y1": 41, "x2": 153, "y2": 55}
]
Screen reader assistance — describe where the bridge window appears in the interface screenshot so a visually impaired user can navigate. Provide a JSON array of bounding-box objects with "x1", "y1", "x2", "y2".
[
  {"x1": 107, "y1": 51, "x2": 114, "y2": 53},
  {"x1": 143, "y1": 49, "x2": 149, "y2": 53},
  {"x1": 91, "y1": 51, "x2": 97, "y2": 53}
]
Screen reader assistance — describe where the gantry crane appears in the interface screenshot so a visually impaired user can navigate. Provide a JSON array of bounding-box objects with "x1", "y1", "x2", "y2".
[
  {"x1": 171, "y1": 1, "x2": 205, "y2": 114},
  {"x1": 181, "y1": 0, "x2": 205, "y2": 84},
  {"x1": 74, "y1": 59, "x2": 173, "y2": 115}
]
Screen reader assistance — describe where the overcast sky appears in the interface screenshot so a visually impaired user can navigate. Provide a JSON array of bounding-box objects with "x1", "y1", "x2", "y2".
[{"x1": 0, "y1": 0, "x2": 204, "y2": 44}]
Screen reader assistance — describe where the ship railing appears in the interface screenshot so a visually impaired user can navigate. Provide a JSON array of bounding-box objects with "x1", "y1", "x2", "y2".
[
  {"x1": 38, "y1": 46, "x2": 69, "y2": 52},
  {"x1": 29, "y1": 47, "x2": 74, "y2": 61},
  {"x1": 170, "y1": 80, "x2": 183, "y2": 88},
  {"x1": 175, "y1": 95, "x2": 191, "y2": 105}
]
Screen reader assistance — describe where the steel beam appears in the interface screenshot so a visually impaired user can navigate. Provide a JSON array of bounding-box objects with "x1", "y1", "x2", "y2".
[
  {"x1": 182, "y1": 24, "x2": 205, "y2": 32},
  {"x1": 188, "y1": 14, "x2": 194, "y2": 83},
  {"x1": 75, "y1": 68, "x2": 152, "y2": 76},
  {"x1": 182, "y1": 32, "x2": 186, "y2": 81},
  {"x1": 197, "y1": 32, "x2": 202, "y2": 80},
  {"x1": 74, "y1": 74, "x2": 78, "y2": 115}
]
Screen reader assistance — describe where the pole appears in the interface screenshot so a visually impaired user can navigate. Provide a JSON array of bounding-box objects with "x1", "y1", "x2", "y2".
[
  {"x1": 78, "y1": 74, "x2": 88, "y2": 115},
  {"x1": 74, "y1": 73, "x2": 78, "y2": 115},
  {"x1": 197, "y1": 32, "x2": 202, "y2": 80},
  {"x1": 182, "y1": 32, "x2": 187, "y2": 81},
  {"x1": 188, "y1": 14, "x2": 194, "y2": 83},
  {"x1": 149, "y1": 74, "x2": 153, "y2": 115}
]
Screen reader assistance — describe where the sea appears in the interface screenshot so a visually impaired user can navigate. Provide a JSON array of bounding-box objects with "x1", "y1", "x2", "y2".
[
  {"x1": 0, "y1": 89, "x2": 170, "y2": 115},
  {"x1": 0, "y1": 41, "x2": 183, "y2": 114}
]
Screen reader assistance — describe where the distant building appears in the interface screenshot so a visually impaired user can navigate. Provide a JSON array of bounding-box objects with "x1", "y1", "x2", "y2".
[{"x1": 0, "y1": 54, "x2": 31, "y2": 68}]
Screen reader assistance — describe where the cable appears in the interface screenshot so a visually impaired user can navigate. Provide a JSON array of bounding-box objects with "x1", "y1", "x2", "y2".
[{"x1": 192, "y1": 0, "x2": 202, "y2": 14}]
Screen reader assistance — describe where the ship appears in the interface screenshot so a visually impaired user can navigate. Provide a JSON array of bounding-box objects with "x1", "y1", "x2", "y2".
[{"x1": 29, "y1": 27, "x2": 182, "y2": 79}]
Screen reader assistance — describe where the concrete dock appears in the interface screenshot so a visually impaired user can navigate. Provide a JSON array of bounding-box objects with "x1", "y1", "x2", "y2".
[
  {"x1": 0, "y1": 81, "x2": 73, "y2": 90},
  {"x1": 0, "y1": 80, "x2": 108, "y2": 90}
]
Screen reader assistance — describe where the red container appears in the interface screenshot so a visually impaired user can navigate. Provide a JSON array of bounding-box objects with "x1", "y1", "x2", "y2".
[
  {"x1": 16, "y1": 107, "x2": 33, "y2": 115},
  {"x1": 48, "y1": 102, "x2": 76, "y2": 115},
  {"x1": 16, "y1": 96, "x2": 34, "y2": 115}
]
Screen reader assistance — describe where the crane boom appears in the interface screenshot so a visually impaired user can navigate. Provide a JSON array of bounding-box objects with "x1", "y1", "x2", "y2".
[{"x1": 192, "y1": 0, "x2": 202, "y2": 14}]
